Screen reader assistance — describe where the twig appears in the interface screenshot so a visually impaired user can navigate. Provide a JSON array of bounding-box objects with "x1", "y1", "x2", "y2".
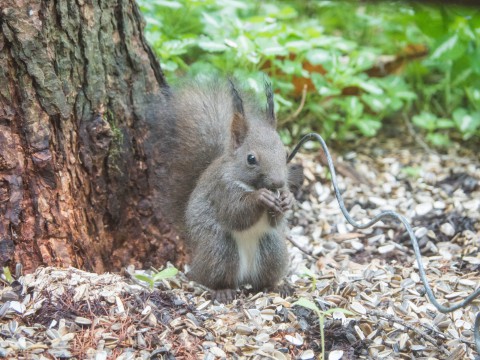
[
  {"x1": 404, "y1": 115, "x2": 480, "y2": 167},
  {"x1": 418, "y1": 321, "x2": 476, "y2": 349},
  {"x1": 403, "y1": 114, "x2": 437, "y2": 155},
  {"x1": 287, "y1": 235, "x2": 319, "y2": 260},
  {"x1": 283, "y1": 84, "x2": 308, "y2": 124},
  {"x1": 368, "y1": 309, "x2": 451, "y2": 357}
]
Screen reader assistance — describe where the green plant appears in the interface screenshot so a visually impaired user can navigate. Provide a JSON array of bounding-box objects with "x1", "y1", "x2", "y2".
[
  {"x1": 404, "y1": 5, "x2": 480, "y2": 145},
  {"x1": 400, "y1": 166, "x2": 422, "y2": 178},
  {"x1": 293, "y1": 297, "x2": 354, "y2": 360},
  {"x1": 1, "y1": 267, "x2": 13, "y2": 284},
  {"x1": 138, "y1": 0, "x2": 480, "y2": 147},
  {"x1": 134, "y1": 267, "x2": 179, "y2": 289},
  {"x1": 299, "y1": 269, "x2": 318, "y2": 292}
]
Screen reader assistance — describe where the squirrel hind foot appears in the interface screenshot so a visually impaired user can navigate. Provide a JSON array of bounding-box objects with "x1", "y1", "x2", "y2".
[
  {"x1": 266, "y1": 282, "x2": 294, "y2": 298},
  {"x1": 211, "y1": 289, "x2": 238, "y2": 303}
]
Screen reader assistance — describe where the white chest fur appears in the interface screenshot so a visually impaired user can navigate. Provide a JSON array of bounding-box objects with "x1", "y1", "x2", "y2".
[{"x1": 232, "y1": 212, "x2": 272, "y2": 283}]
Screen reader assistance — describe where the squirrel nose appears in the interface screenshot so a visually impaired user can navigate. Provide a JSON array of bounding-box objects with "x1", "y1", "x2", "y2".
[{"x1": 269, "y1": 178, "x2": 285, "y2": 190}]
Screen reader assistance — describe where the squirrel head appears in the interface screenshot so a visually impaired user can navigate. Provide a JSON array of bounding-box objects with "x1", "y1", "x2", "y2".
[{"x1": 228, "y1": 80, "x2": 288, "y2": 192}]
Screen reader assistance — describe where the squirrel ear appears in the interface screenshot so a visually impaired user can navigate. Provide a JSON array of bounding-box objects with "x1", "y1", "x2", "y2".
[
  {"x1": 231, "y1": 112, "x2": 248, "y2": 149},
  {"x1": 229, "y1": 79, "x2": 248, "y2": 148},
  {"x1": 264, "y1": 79, "x2": 276, "y2": 128}
]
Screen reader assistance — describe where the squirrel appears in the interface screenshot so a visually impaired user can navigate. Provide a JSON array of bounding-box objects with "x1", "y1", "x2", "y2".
[{"x1": 154, "y1": 76, "x2": 303, "y2": 302}]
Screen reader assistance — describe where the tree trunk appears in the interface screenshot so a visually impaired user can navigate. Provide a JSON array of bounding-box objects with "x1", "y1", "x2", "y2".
[{"x1": 0, "y1": 0, "x2": 181, "y2": 273}]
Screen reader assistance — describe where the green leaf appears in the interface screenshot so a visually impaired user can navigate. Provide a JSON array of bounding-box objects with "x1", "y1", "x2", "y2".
[
  {"x1": 466, "y1": 87, "x2": 480, "y2": 108},
  {"x1": 395, "y1": 90, "x2": 417, "y2": 101},
  {"x1": 2, "y1": 267, "x2": 13, "y2": 284},
  {"x1": 431, "y1": 34, "x2": 467, "y2": 61},
  {"x1": 134, "y1": 274, "x2": 154, "y2": 285},
  {"x1": 346, "y1": 97, "x2": 364, "y2": 119},
  {"x1": 276, "y1": 60, "x2": 302, "y2": 75},
  {"x1": 412, "y1": 112, "x2": 438, "y2": 131},
  {"x1": 198, "y1": 40, "x2": 228, "y2": 52},
  {"x1": 261, "y1": 45, "x2": 289, "y2": 57},
  {"x1": 188, "y1": 61, "x2": 220, "y2": 77},
  {"x1": 311, "y1": 73, "x2": 340, "y2": 96},
  {"x1": 236, "y1": 35, "x2": 254, "y2": 54},
  {"x1": 361, "y1": 95, "x2": 387, "y2": 112},
  {"x1": 293, "y1": 297, "x2": 321, "y2": 313},
  {"x1": 356, "y1": 118, "x2": 381, "y2": 137},
  {"x1": 436, "y1": 118, "x2": 455, "y2": 129},
  {"x1": 162, "y1": 60, "x2": 178, "y2": 73},
  {"x1": 298, "y1": 269, "x2": 318, "y2": 290},
  {"x1": 357, "y1": 81, "x2": 383, "y2": 95},
  {"x1": 324, "y1": 307, "x2": 355, "y2": 316},
  {"x1": 452, "y1": 68, "x2": 473, "y2": 87},
  {"x1": 152, "y1": 267, "x2": 179, "y2": 281},
  {"x1": 153, "y1": 0, "x2": 182, "y2": 9},
  {"x1": 276, "y1": 5, "x2": 298, "y2": 19},
  {"x1": 274, "y1": 93, "x2": 293, "y2": 108},
  {"x1": 162, "y1": 39, "x2": 194, "y2": 56},
  {"x1": 426, "y1": 133, "x2": 451, "y2": 147},
  {"x1": 202, "y1": 12, "x2": 220, "y2": 28},
  {"x1": 401, "y1": 166, "x2": 422, "y2": 178},
  {"x1": 470, "y1": 48, "x2": 480, "y2": 74},
  {"x1": 305, "y1": 49, "x2": 332, "y2": 67},
  {"x1": 285, "y1": 40, "x2": 311, "y2": 52},
  {"x1": 279, "y1": 129, "x2": 292, "y2": 145},
  {"x1": 330, "y1": 38, "x2": 357, "y2": 52},
  {"x1": 453, "y1": 108, "x2": 480, "y2": 133}
]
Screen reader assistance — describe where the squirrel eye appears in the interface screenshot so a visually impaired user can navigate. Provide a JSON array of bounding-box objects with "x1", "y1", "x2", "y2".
[{"x1": 247, "y1": 154, "x2": 257, "y2": 165}]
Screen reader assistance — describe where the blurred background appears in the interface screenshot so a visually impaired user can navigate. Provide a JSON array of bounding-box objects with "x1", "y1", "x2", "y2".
[{"x1": 138, "y1": 0, "x2": 480, "y2": 149}]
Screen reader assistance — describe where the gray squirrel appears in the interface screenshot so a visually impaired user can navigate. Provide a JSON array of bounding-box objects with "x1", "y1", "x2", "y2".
[{"x1": 155, "y1": 76, "x2": 303, "y2": 302}]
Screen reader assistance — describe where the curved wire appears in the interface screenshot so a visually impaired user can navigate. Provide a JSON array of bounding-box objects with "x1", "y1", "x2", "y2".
[{"x1": 288, "y1": 132, "x2": 480, "y2": 353}]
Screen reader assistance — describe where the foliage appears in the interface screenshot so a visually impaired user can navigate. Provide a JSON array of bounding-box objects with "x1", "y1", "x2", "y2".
[
  {"x1": 134, "y1": 266, "x2": 179, "y2": 290},
  {"x1": 1, "y1": 267, "x2": 13, "y2": 284},
  {"x1": 138, "y1": 0, "x2": 480, "y2": 147},
  {"x1": 293, "y1": 297, "x2": 354, "y2": 360},
  {"x1": 400, "y1": 166, "x2": 422, "y2": 179}
]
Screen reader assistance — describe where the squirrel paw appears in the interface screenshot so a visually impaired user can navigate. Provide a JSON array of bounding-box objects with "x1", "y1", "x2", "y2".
[
  {"x1": 211, "y1": 289, "x2": 236, "y2": 303},
  {"x1": 280, "y1": 190, "x2": 294, "y2": 212},
  {"x1": 257, "y1": 188, "x2": 283, "y2": 213},
  {"x1": 275, "y1": 282, "x2": 294, "y2": 298},
  {"x1": 263, "y1": 282, "x2": 293, "y2": 298}
]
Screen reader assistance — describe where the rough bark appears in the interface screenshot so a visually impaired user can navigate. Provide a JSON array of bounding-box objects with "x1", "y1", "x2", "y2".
[{"x1": 0, "y1": 0, "x2": 181, "y2": 273}]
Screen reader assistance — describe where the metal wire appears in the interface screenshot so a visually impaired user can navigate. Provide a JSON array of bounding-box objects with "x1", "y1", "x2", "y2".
[{"x1": 288, "y1": 132, "x2": 480, "y2": 353}]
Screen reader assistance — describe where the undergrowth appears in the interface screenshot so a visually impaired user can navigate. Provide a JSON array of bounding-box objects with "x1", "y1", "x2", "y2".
[{"x1": 138, "y1": 0, "x2": 480, "y2": 148}]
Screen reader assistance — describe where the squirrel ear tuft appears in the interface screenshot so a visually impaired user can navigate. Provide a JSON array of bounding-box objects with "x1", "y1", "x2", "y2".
[
  {"x1": 229, "y1": 79, "x2": 245, "y2": 116},
  {"x1": 229, "y1": 79, "x2": 248, "y2": 148},
  {"x1": 264, "y1": 79, "x2": 276, "y2": 128}
]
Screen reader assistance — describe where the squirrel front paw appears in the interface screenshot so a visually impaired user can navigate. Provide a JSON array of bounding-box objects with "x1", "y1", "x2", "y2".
[
  {"x1": 256, "y1": 188, "x2": 283, "y2": 213},
  {"x1": 279, "y1": 190, "x2": 294, "y2": 212}
]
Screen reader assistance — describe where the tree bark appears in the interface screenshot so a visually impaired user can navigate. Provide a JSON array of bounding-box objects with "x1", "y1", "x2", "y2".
[{"x1": 0, "y1": 0, "x2": 181, "y2": 273}]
